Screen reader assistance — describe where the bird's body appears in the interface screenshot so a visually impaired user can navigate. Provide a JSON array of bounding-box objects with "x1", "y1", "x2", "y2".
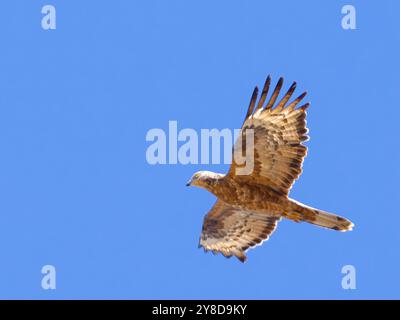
[
  {"x1": 188, "y1": 76, "x2": 354, "y2": 262},
  {"x1": 202, "y1": 174, "x2": 285, "y2": 215}
]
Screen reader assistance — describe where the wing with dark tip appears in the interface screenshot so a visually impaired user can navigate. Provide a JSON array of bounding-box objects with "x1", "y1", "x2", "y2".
[
  {"x1": 229, "y1": 76, "x2": 309, "y2": 196},
  {"x1": 199, "y1": 200, "x2": 280, "y2": 262}
]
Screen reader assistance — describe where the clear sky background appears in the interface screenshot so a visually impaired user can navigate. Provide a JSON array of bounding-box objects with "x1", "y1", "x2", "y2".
[{"x1": 0, "y1": 0, "x2": 399, "y2": 299}]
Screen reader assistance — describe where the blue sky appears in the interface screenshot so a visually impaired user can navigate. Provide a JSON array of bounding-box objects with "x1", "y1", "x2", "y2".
[{"x1": 0, "y1": 0, "x2": 399, "y2": 299}]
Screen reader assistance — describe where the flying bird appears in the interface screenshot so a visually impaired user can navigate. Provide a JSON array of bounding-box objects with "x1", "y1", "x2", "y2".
[{"x1": 187, "y1": 76, "x2": 354, "y2": 262}]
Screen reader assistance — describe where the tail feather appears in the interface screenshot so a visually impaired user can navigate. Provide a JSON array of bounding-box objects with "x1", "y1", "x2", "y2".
[{"x1": 285, "y1": 199, "x2": 354, "y2": 231}]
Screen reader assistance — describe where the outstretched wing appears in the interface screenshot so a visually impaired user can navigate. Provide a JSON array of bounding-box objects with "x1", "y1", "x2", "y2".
[
  {"x1": 228, "y1": 76, "x2": 309, "y2": 196},
  {"x1": 199, "y1": 200, "x2": 280, "y2": 262}
]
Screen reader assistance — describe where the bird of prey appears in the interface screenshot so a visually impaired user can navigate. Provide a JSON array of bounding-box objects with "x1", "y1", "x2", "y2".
[{"x1": 187, "y1": 76, "x2": 354, "y2": 262}]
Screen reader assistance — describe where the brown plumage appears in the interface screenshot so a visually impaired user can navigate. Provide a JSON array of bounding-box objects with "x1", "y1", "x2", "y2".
[{"x1": 187, "y1": 76, "x2": 354, "y2": 263}]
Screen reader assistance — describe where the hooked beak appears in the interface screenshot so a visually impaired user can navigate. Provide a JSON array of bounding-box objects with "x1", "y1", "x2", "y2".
[{"x1": 186, "y1": 180, "x2": 191, "y2": 187}]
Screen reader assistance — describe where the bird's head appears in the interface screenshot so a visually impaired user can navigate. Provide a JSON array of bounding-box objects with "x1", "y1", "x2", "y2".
[{"x1": 186, "y1": 171, "x2": 223, "y2": 189}]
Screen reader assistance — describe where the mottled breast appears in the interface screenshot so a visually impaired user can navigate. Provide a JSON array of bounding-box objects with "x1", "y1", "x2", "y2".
[{"x1": 212, "y1": 177, "x2": 286, "y2": 214}]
